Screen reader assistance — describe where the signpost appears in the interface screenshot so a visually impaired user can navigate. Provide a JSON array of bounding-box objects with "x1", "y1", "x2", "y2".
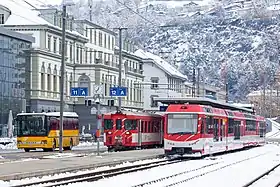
[
  {"x1": 70, "y1": 87, "x2": 88, "y2": 97},
  {"x1": 110, "y1": 87, "x2": 127, "y2": 97}
]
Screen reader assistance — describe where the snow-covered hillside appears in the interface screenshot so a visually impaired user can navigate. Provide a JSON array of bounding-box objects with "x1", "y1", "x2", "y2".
[{"x1": 38, "y1": 0, "x2": 280, "y2": 101}]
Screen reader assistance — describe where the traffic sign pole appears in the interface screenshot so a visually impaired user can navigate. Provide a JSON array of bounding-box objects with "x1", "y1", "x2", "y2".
[{"x1": 96, "y1": 94, "x2": 101, "y2": 156}]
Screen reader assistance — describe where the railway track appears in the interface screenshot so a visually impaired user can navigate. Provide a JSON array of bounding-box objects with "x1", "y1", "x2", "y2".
[
  {"x1": 242, "y1": 163, "x2": 280, "y2": 187},
  {"x1": 10, "y1": 158, "x2": 184, "y2": 187},
  {"x1": 131, "y1": 152, "x2": 269, "y2": 187}
]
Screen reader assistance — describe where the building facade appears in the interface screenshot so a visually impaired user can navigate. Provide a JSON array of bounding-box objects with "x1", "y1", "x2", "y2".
[
  {"x1": 134, "y1": 49, "x2": 188, "y2": 111},
  {"x1": 0, "y1": 26, "x2": 34, "y2": 135},
  {"x1": 185, "y1": 82, "x2": 227, "y2": 102}
]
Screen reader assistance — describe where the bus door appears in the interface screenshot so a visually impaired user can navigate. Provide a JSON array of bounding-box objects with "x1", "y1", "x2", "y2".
[{"x1": 138, "y1": 120, "x2": 143, "y2": 147}]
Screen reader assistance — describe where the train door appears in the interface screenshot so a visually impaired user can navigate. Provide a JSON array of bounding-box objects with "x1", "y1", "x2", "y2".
[
  {"x1": 160, "y1": 120, "x2": 163, "y2": 146},
  {"x1": 234, "y1": 120, "x2": 241, "y2": 140},
  {"x1": 138, "y1": 120, "x2": 143, "y2": 147},
  {"x1": 220, "y1": 119, "x2": 227, "y2": 152}
]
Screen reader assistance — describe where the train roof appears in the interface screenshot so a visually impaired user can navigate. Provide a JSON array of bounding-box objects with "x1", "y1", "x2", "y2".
[
  {"x1": 103, "y1": 110, "x2": 162, "y2": 117},
  {"x1": 17, "y1": 112, "x2": 79, "y2": 118},
  {"x1": 154, "y1": 97, "x2": 254, "y2": 114}
]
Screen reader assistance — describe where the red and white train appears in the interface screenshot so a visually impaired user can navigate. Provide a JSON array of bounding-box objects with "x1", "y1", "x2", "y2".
[
  {"x1": 159, "y1": 98, "x2": 266, "y2": 157},
  {"x1": 103, "y1": 110, "x2": 164, "y2": 150}
]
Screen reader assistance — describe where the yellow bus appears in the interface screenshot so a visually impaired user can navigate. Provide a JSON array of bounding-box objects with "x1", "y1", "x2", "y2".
[{"x1": 15, "y1": 112, "x2": 79, "y2": 152}]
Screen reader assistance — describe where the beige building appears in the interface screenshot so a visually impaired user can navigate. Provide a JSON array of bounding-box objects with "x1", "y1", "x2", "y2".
[{"x1": 185, "y1": 82, "x2": 227, "y2": 102}]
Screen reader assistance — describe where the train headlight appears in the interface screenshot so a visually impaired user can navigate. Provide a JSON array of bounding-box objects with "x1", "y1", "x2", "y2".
[
  {"x1": 107, "y1": 131, "x2": 112, "y2": 135},
  {"x1": 125, "y1": 131, "x2": 130, "y2": 135}
]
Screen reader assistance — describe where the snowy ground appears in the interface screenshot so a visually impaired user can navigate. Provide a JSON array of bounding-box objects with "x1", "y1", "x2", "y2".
[
  {"x1": 1, "y1": 144, "x2": 280, "y2": 187},
  {"x1": 266, "y1": 118, "x2": 280, "y2": 139}
]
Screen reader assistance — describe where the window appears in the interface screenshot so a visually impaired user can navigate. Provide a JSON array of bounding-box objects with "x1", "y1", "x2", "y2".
[
  {"x1": 94, "y1": 30, "x2": 97, "y2": 45},
  {"x1": 234, "y1": 120, "x2": 241, "y2": 140},
  {"x1": 228, "y1": 118, "x2": 234, "y2": 133},
  {"x1": 41, "y1": 73, "x2": 45, "y2": 90},
  {"x1": 59, "y1": 39, "x2": 62, "y2": 54},
  {"x1": 76, "y1": 45, "x2": 79, "y2": 62},
  {"x1": 0, "y1": 14, "x2": 4, "y2": 24},
  {"x1": 17, "y1": 115, "x2": 47, "y2": 136},
  {"x1": 65, "y1": 41, "x2": 68, "y2": 56},
  {"x1": 104, "y1": 34, "x2": 107, "y2": 48},
  {"x1": 150, "y1": 95, "x2": 158, "y2": 107},
  {"x1": 124, "y1": 120, "x2": 137, "y2": 130},
  {"x1": 205, "y1": 116, "x2": 213, "y2": 134},
  {"x1": 213, "y1": 119, "x2": 219, "y2": 141},
  {"x1": 47, "y1": 35, "x2": 51, "y2": 50},
  {"x1": 246, "y1": 120, "x2": 256, "y2": 131},
  {"x1": 259, "y1": 122, "x2": 266, "y2": 137},
  {"x1": 47, "y1": 74, "x2": 51, "y2": 91},
  {"x1": 104, "y1": 119, "x2": 113, "y2": 130},
  {"x1": 151, "y1": 78, "x2": 159, "y2": 89},
  {"x1": 116, "y1": 119, "x2": 122, "y2": 130},
  {"x1": 70, "y1": 43, "x2": 73, "y2": 60},
  {"x1": 53, "y1": 38, "x2": 57, "y2": 53},
  {"x1": 99, "y1": 32, "x2": 102, "y2": 47},
  {"x1": 108, "y1": 36, "x2": 111, "y2": 49},
  {"x1": 53, "y1": 75, "x2": 57, "y2": 92},
  {"x1": 167, "y1": 114, "x2": 198, "y2": 134},
  {"x1": 90, "y1": 29, "x2": 92, "y2": 43}
]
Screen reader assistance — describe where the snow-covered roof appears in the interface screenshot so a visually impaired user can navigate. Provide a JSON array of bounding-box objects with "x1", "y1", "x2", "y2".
[
  {"x1": 135, "y1": 49, "x2": 188, "y2": 80},
  {"x1": 247, "y1": 90, "x2": 279, "y2": 97},
  {"x1": 1, "y1": 0, "x2": 86, "y2": 39}
]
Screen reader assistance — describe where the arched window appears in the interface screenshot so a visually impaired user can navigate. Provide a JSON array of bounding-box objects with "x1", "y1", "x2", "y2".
[
  {"x1": 78, "y1": 74, "x2": 91, "y2": 95},
  {"x1": 40, "y1": 63, "x2": 45, "y2": 92}
]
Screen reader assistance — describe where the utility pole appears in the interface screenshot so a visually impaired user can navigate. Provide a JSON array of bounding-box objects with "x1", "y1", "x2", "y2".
[
  {"x1": 88, "y1": 0, "x2": 92, "y2": 21},
  {"x1": 192, "y1": 67, "x2": 196, "y2": 97},
  {"x1": 59, "y1": 4, "x2": 67, "y2": 153},
  {"x1": 117, "y1": 28, "x2": 127, "y2": 111},
  {"x1": 197, "y1": 67, "x2": 200, "y2": 97},
  {"x1": 225, "y1": 83, "x2": 229, "y2": 103}
]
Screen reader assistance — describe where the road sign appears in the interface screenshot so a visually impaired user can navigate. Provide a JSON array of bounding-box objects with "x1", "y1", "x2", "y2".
[
  {"x1": 110, "y1": 87, "x2": 127, "y2": 97},
  {"x1": 70, "y1": 87, "x2": 88, "y2": 97}
]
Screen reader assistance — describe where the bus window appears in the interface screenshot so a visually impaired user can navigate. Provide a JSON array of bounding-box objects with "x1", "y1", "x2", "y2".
[
  {"x1": 116, "y1": 119, "x2": 122, "y2": 130},
  {"x1": 17, "y1": 115, "x2": 47, "y2": 136},
  {"x1": 104, "y1": 119, "x2": 113, "y2": 130},
  {"x1": 124, "y1": 120, "x2": 137, "y2": 130}
]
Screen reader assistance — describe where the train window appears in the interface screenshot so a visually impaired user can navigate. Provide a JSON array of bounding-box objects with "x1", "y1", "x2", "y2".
[
  {"x1": 124, "y1": 120, "x2": 137, "y2": 130},
  {"x1": 201, "y1": 118, "x2": 205, "y2": 134},
  {"x1": 205, "y1": 116, "x2": 213, "y2": 134},
  {"x1": 246, "y1": 120, "x2": 256, "y2": 131},
  {"x1": 228, "y1": 118, "x2": 234, "y2": 134},
  {"x1": 104, "y1": 119, "x2": 113, "y2": 130},
  {"x1": 234, "y1": 120, "x2": 241, "y2": 140},
  {"x1": 141, "y1": 121, "x2": 144, "y2": 132},
  {"x1": 213, "y1": 119, "x2": 219, "y2": 141},
  {"x1": 259, "y1": 122, "x2": 266, "y2": 137},
  {"x1": 116, "y1": 119, "x2": 122, "y2": 130}
]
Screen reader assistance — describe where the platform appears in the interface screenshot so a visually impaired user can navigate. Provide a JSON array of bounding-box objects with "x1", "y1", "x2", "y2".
[{"x1": 0, "y1": 148, "x2": 164, "y2": 181}]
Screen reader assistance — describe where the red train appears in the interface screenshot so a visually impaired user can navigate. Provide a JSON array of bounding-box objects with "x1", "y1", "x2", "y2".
[
  {"x1": 160, "y1": 98, "x2": 266, "y2": 157},
  {"x1": 103, "y1": 110, "x2": 164, "y2": 151}
]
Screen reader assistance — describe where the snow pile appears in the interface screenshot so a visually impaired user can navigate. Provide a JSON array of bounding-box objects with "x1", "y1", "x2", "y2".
[
  {"x1": 0, "y1": 138, "x2": 17, "y2": 150},
  {"x1": 3, "y1": 158, "x2": 167, "y2": 186},
  {"x1": 76, "y1": 141, "x2": 105, "y2": 147},
  {"x1": 42, "y1": 153, "x2": 85, "y2": 159}
]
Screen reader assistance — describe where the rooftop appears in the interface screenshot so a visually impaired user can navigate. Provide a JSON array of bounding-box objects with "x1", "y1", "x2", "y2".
[
  {"x1": 134, "y1": 49, "x2": 188, "y2": 80},
  {"x1": 0, "y1": 0, "x2": 86, "y2": 39},
  {"x1": 0, "y1": 27, "x2": 35, "y2": 43}
]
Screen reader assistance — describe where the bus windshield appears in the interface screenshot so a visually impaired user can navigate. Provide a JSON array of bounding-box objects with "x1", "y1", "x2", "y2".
[{"x1": 16, "y1": 115, "x2": 48, "y2": 136}]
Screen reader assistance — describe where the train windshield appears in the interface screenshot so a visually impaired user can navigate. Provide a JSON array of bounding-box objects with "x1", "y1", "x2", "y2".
[
  {"x1": 16, "y1": 115, "x2": 47, "y2": 137},
  {"x1": 104, "y1": 119, "x2": 113, "y2": 130},
  {"x1": 167, "y1": 114, "x2": 198, "y2": 134}
]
